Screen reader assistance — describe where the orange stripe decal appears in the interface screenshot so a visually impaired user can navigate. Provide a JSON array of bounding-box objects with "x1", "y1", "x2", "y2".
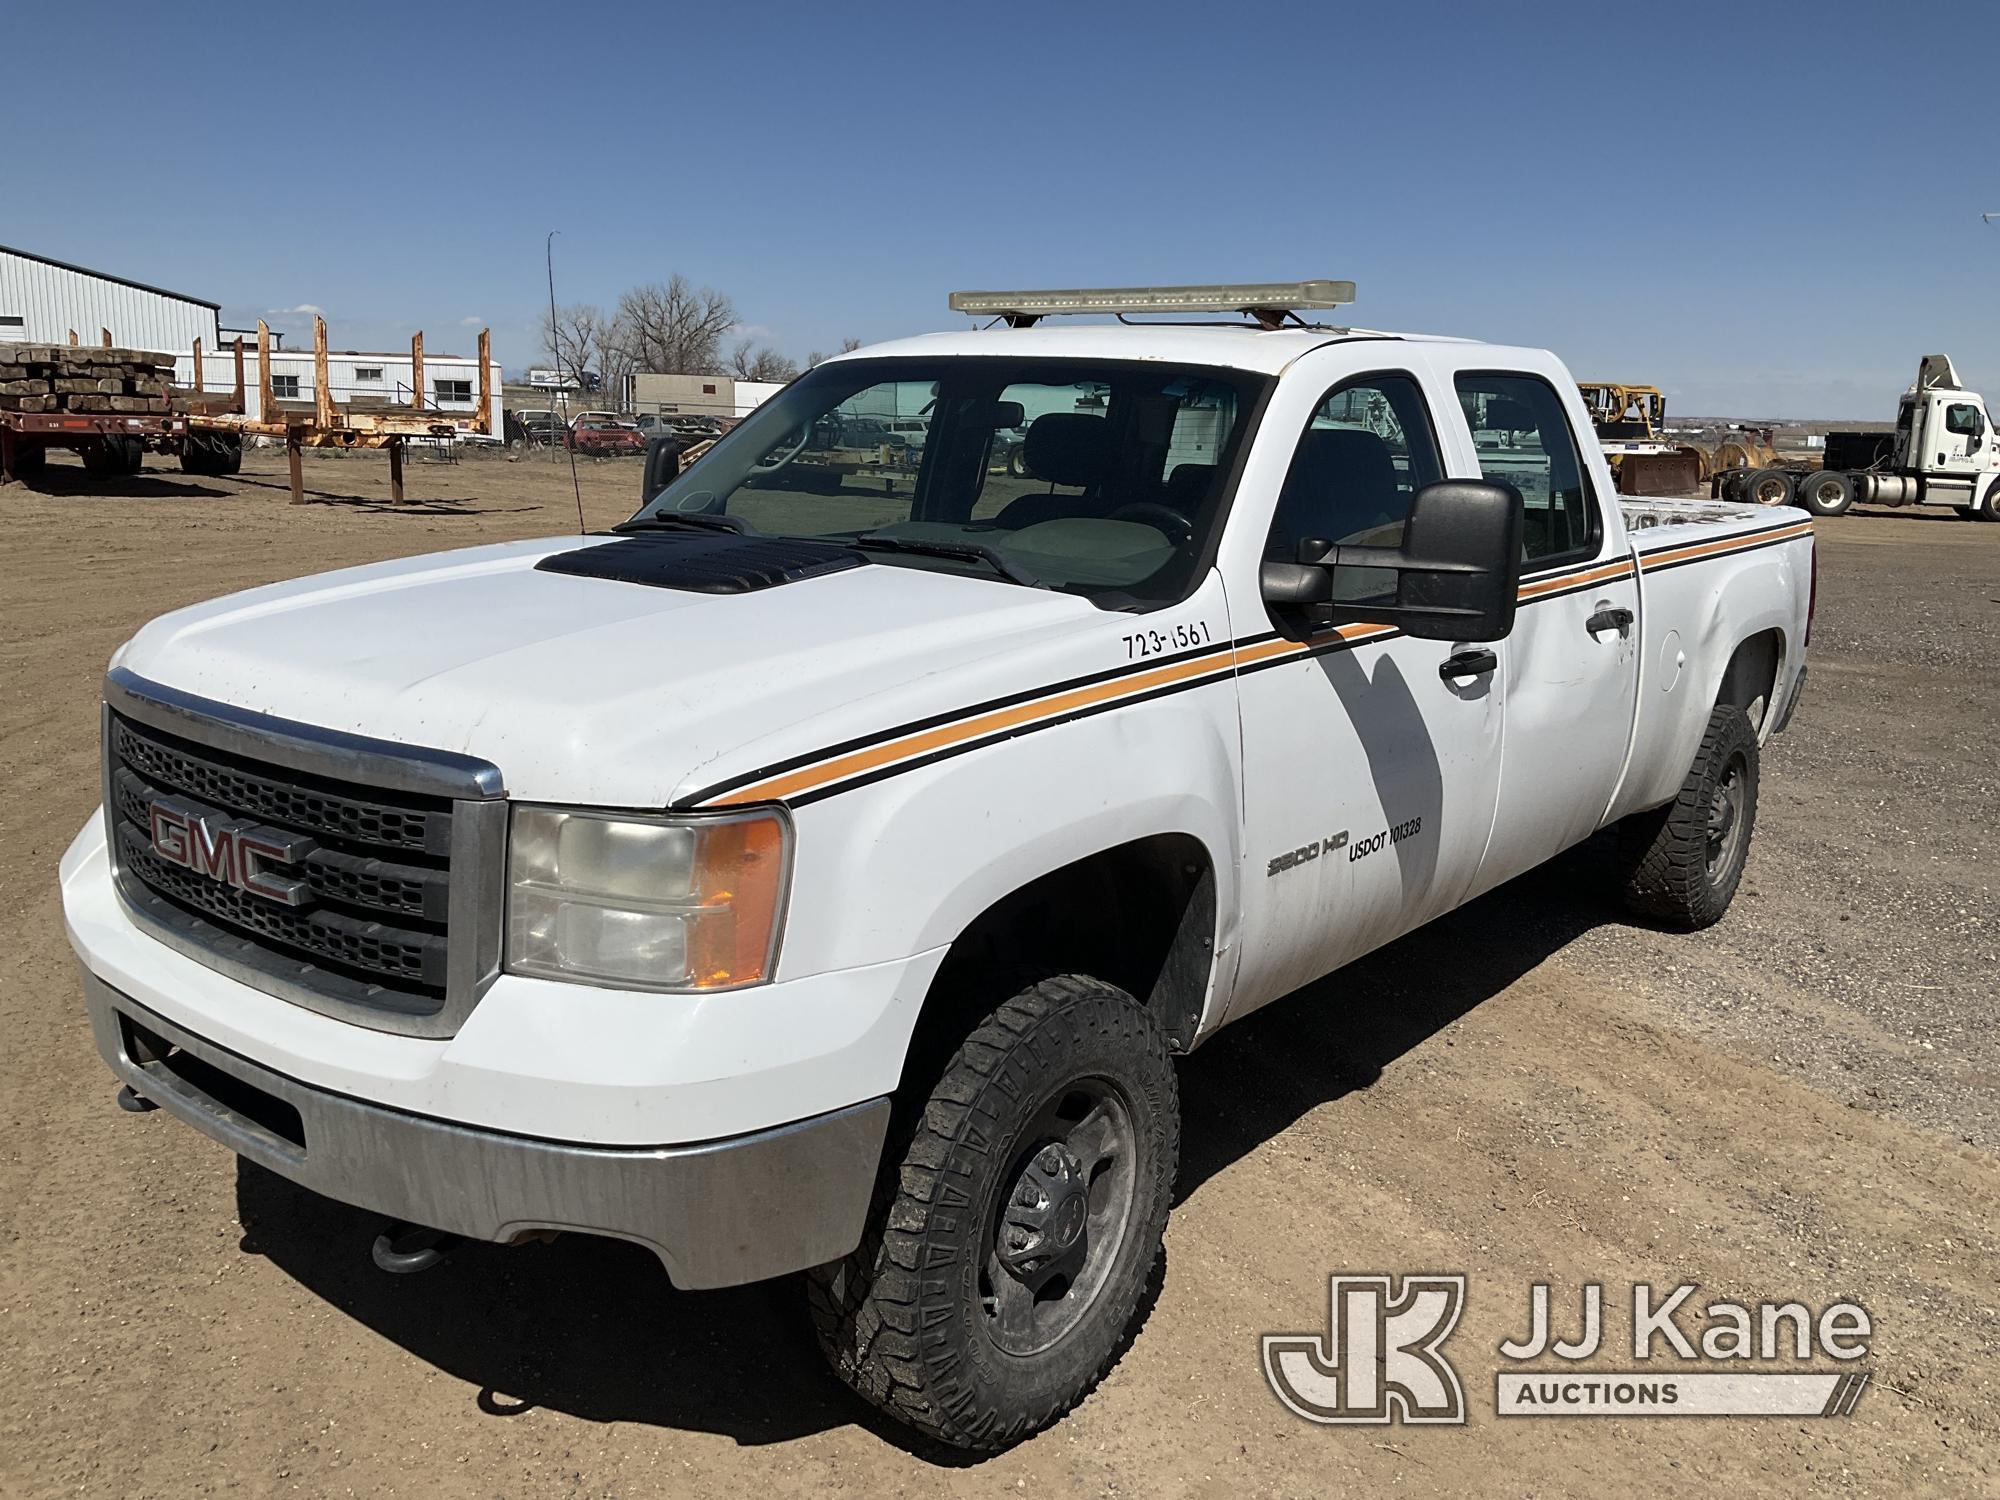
[
  {"x1": 1639, "y1": 520, "x2": 1812, "y2": 570},
  {"x1": 705, "y1": 522, "x2": 1812, "y2": 808}
]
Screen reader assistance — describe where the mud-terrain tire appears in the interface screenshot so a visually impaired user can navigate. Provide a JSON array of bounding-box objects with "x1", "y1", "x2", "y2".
[
  {"x1": 1796, "y1": 469, "x2": 1853, "y2": 517},
  {"x1": 1615, "y1": 703, "x2": 1759, "y2": 929},
  {"x1": 807, "y1": 975, "x2": 1178, "y2": 1452}
]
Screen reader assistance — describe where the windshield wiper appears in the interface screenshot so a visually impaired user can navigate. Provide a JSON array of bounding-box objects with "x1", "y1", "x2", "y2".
[
  {"x1": 849, "y1": 534, "x2": 1046, "y2": 589},
  {"x1": 612, "y1": 511, "x2": 755, "y2": 537}
]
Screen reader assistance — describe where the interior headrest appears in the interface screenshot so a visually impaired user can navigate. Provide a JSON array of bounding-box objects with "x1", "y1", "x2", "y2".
[{"x1": 1023, "y1": 413, "x2": 1110, "y2": 488}]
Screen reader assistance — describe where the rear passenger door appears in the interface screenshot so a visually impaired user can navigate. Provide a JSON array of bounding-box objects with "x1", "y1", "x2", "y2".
[
  {"x1": 1225, "y1": 367, "x2": 1506, "y2": 1019},
  {"x1": 1443, "y1": 365, "x2": 1640, "y2": 889}
]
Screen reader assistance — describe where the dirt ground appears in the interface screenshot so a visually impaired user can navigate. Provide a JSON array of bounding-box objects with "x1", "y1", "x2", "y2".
[{"x1": 1, "y1": 447, "x2": 1994, "y2": 1498}]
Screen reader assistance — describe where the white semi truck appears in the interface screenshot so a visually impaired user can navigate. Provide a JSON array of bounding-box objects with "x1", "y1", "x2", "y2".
[
  {"x1": 1783, "y1": 354, "x2": 2000, "y2": 519},
  {"x1": 62, "y1": 282, "x2": 1815, "y2": 1451}
]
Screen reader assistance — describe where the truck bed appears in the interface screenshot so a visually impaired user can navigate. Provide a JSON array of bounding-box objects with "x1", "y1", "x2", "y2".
[{"x1": 1616, "y1": 495, "x2": 1773, "y2": 536}]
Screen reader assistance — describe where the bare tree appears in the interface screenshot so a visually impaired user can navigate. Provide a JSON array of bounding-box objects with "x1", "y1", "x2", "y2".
[
  {"x1": 541, "y1": 303, "x2": 609, "y2": 395},
  {"x1": 616, "y1": 275, "x2": 737, "y2": 376},
  {"x1": 729, "y1": 341, "x2": 801, "y2": 382},
  {"x1": 806, "y1": 339, "x2": 864, "y2": 369}
]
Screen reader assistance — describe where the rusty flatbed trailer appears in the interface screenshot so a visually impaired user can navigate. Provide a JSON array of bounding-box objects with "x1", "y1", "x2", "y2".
[
  {"x1": 0, "y1": 407, "x2": 205, "y2": 482},
  {"x1": 3, "y1": 314, "x2": 494, "y2": 502}
]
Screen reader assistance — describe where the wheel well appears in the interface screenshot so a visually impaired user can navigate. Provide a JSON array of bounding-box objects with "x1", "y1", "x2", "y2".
[
  {"x1": 1717, "y1": 628, "x2": 1783, "y2": 731},
  {"x1": 901, "y1": 834, "x2": 1216, "y2": 1095}
]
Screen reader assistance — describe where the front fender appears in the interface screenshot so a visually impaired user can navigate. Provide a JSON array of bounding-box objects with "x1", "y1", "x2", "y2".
[{"x1": 774, "y1": 676, "x2": 1244, "y2": 998}]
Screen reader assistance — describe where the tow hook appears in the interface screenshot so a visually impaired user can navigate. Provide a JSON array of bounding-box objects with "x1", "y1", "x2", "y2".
[
  {"x1": 116, "y1": 1084, "x2": 157, "y2": 1113},
  {"x1": 371, "y1": 1221, "x2": 463, "y2": 1275}
]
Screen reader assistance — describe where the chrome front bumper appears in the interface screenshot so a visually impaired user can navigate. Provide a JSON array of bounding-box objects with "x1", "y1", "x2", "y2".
[{"x1": 82, "y1": 970, "x2": 890, "y2": 1289}]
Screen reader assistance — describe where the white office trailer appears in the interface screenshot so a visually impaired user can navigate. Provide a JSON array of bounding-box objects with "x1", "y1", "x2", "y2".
[
  {"x1": 0, "y1": 243, "x2": 220, "y2": 352},
  {"x1": 170, "y1": 345, "x2": 504, "y2": 434},
  {"x1": 625, "y1": 372, "x2": 785, "y2": 420}
]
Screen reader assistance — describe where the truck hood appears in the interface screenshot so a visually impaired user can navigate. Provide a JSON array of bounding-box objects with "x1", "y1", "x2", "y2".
[{"x1": 114, "y1": 535, "x2": 1106, "y2": 806}]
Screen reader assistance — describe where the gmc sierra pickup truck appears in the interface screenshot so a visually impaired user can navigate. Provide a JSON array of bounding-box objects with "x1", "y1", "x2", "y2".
[{"x1": 61, "y1": 282, "x2": 1814, "y2": 1451}]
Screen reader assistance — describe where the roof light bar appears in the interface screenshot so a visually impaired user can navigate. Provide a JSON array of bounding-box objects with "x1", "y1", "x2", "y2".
[{"x1": 947, "y1": 280, "x2": 1356, "y2": 326}]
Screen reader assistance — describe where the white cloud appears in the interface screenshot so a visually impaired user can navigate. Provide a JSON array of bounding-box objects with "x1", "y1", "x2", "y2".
[
  {"x1": 459, "y1": 315, "x2": 483, "y2": 326},
  {"x1": 264, "y1": 303, "x2": 325, "y2": 318},
  {"x1": 728, "y1": 322, "x2": 774, "y2": 341}
]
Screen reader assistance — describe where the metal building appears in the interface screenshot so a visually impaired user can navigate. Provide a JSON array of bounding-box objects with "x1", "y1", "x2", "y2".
[{"x1": 0, "y1": 243, "x2": 220, "y2": 352}]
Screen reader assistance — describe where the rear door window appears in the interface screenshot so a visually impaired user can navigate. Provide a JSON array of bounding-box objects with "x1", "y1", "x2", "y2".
[{"x1": 1453, "y1": 373, "x2": 1602, "y2": 565}]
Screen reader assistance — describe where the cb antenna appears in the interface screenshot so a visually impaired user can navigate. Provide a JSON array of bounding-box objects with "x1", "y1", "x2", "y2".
[{"x1": 546, "y1": 229, "x2": 586, "y2": 535}]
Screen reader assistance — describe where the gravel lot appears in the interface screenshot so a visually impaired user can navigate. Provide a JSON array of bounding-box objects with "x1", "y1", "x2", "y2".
[{"x1": 1, "y1": 448, "x2": 1994, "y2": 1498}]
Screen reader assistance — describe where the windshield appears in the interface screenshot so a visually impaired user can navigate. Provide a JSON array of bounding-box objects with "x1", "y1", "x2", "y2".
[{"x1": 633, "y1": 357, "x2": 1269, "y2": 605}]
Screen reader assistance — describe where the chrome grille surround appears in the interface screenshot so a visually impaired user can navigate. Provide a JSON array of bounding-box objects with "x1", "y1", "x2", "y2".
[{"x1": 102, "y1": 668, "x2": 506, "y2": 1038}]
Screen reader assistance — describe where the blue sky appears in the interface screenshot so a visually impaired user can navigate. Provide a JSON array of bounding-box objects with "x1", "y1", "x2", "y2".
[{"x1": 5, "y1": 1, "x2": 1991, "y2": 417}]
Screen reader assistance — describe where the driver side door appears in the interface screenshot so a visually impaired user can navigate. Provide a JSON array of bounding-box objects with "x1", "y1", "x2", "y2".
[{"x1": 1226, "y1": 366, "x2": 1507, "y2": 1020}]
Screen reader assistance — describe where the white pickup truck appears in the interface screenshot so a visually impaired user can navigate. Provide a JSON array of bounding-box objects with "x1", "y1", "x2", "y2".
[{"x1": 61, "y1": 282, "x2": 1815, "y2": 1451}]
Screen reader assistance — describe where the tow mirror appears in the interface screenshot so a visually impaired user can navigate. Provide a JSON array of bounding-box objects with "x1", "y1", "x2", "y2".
[
  {"x1": 1259, "y1": 479, "x2": 1525, "y2": 642},
  {"x1": 641, "y1": 434, "x2": 686, "y2": 505}
]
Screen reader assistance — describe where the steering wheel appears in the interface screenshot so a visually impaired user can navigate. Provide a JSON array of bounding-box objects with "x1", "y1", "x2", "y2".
[
  {"x1": 749, "y1": 421, "x2": 813, "y2": 479},
  {"x1": 1107, "y1": 502, "x2": 1195, "y2": 546}
]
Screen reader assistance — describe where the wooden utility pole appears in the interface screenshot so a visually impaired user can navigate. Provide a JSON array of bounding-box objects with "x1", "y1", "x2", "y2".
[{"x1": 410, "y1": 331, "x2": 425, "y2": 412}]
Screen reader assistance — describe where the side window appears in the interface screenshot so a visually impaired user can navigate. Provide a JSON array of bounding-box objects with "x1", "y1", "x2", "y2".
[
  {"x1": 1453, "y1": 373, "x2": 1602, "y2": 564},
  {"x1": 1266, "y1": 373, "x2": 1442, "y2": 562}
]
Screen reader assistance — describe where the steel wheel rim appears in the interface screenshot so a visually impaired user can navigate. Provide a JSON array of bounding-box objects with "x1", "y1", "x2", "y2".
[
  {"x1": 980, "y1": 1077, "x2": 1138, "y2": 1357},
  {"x1": 1706, "y1": 752, "x2": 1748, "y2": 880}
]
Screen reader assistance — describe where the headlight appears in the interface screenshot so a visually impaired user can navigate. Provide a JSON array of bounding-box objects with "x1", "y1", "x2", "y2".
[{"x1": 505, "y1": 805, "x2": 790, "y2": 991}]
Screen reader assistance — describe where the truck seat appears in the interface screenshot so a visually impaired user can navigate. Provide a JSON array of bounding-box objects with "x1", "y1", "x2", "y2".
[
  {"x1": 1268, "y1": 429, "x2": 1401, "y2": 556},
  {"x1": 995, "y1": 414, "x2": 1114, "y2": 529}
]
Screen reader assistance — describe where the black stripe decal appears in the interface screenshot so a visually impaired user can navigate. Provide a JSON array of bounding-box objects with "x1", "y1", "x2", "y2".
[
  {"x1": 1637, "y1": 530, "x2": 1810, "y2": 575},
  {"x1": 679, "y1": 634, "x2": 1239, "y2": 805},
  {"x1": 787, "y1": 660, "x2": 1241, "y2": 808},
  {"x1": 685, "y1": 529, "x2": 1800, "y2": 809},
  {"x1": 1633, "y1": 522, "x2": 1811, "y2": 561}
]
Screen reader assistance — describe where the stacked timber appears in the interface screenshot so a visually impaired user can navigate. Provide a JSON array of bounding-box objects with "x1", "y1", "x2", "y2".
[{"x1": 0, "y1": 344, "x2": 175, "y2": 414}]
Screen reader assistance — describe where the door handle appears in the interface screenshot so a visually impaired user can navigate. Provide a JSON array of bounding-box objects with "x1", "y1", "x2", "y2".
[
  {"x1": 1587, "y1": 606, "x2": 1634, "y2": 635},
  {"x1": 1440, "y1": 647, "x2": 1498, "y2": 680}
]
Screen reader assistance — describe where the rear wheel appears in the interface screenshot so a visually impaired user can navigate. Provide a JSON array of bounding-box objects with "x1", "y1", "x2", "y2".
[
  {"x1": 1743, "y1": 467, "x2": 1795, "y2": 507},
  {"x1": 1614, "y1": 704, "x2": 1759, "y2": 930},
  {"x1": 81, "y1": 438, "x2": 126, "y2": 477},
  {"x1": 4, "y1": 444, "x2": 47, "y2": 480},
  {"x1": 808, "y1": 975, "x2": 1178, "y2": 1452},
  {"x1": 1796, "y1": 469, "x2": 1853, "y2": 517}
]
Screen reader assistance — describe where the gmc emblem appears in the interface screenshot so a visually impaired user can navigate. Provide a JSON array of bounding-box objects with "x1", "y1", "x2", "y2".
[{"x1": 148, "y1": 798, "x2": 314, "y2": 907}]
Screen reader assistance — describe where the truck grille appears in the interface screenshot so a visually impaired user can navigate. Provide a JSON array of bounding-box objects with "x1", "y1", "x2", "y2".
[{"x1": 107, "y1": 712, "x2": 460, "y2": 1023}]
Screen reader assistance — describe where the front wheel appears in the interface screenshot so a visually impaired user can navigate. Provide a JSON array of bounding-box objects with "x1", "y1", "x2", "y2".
[
  {"x1": 1613, "y1": 704, "x2": 1759, "y2": 929},
  {"x1": 808, "y1": 975, "x2": 1178, "y2": 1452},
  {"x1": 1976, "y1": 481, "x2": 2000, "y2": 522}
]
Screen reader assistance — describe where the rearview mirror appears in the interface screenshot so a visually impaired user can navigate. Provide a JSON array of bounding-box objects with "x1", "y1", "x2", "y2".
[{"x1": 1259, "y1": 479, "x2": 1525, "y2": 642}]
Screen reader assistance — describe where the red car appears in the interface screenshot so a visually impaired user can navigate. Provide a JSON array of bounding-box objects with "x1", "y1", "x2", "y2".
[{"x1": 567, "y1": 417, "x2": 646, "y2": 457}]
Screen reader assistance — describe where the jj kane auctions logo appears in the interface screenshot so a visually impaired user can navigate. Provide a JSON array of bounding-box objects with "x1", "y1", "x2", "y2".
[{"x1": 1263, "y1": 1276, "x2": 1872, "y2": 1423}]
